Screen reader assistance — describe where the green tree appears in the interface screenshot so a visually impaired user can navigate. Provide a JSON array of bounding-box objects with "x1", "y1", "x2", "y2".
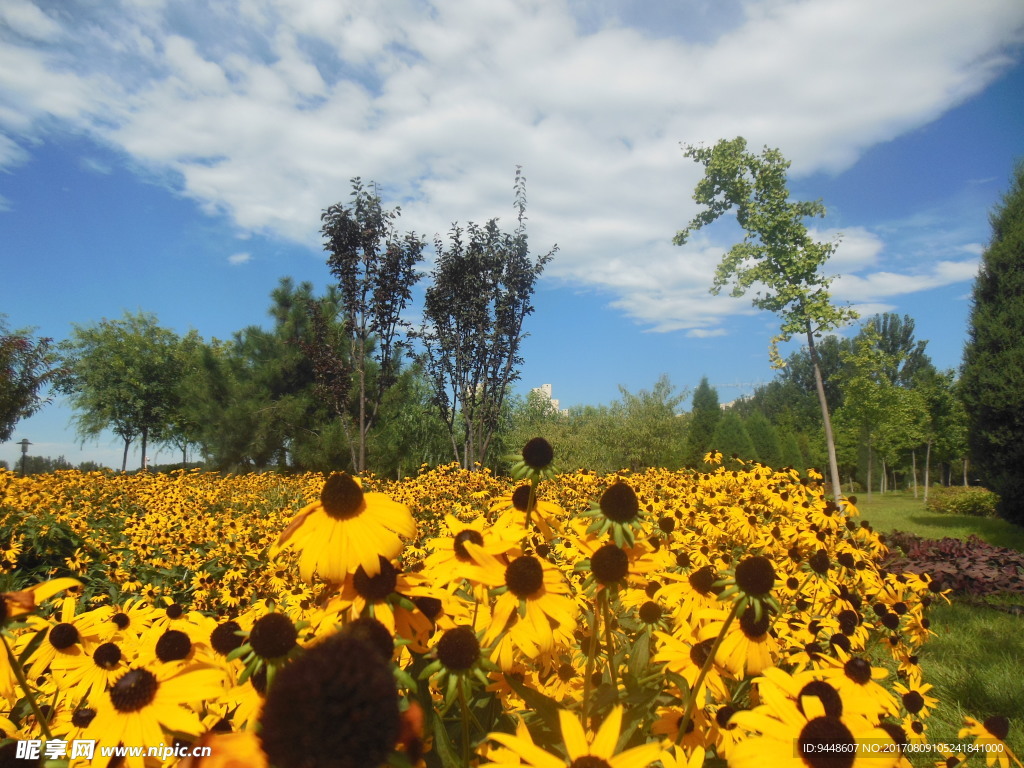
[
  {"x1": 711, "y1": 411, "x2": 755, "y2": 469},
  {"x1": 675, "y1": 137, "x2": 858, "y2": 500},
  {"x1": 684, "y1": 377, "x2": 720, "y2": 466},
  {"x1": 318, "y1": 178, "x2": 425, "y2": 472},
  {"x1": 611, "y1": 374, "x2": 687, "y2": 471},
  {"x1": 190, "y1": 279, "x2": 343, "y2": 471},
  {"x1": 961, "y1": 161, "x2": 1024, "y2": 523},
  {"x1": 0, "y1": 318, "x2": 60, "y2": 442},
  {"x1": 58, "y1": 311, "x2": 183, "y2": 471},
  {"x1": 419, "y1": 169, "x2": 556, "y2": 469},
  {"x1": 745, "y1": 411, "x2": 783, "y2": 468}
]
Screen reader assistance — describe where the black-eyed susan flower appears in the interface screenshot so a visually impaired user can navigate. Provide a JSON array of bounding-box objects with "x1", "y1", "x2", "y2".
[
  {"x1": 510, "y1": 437, "x2": 557, "y2": 483},
  {"x1": 463, "y1": 543, "x2": 577, "y2": 668},
  {"x1": 730, "y1": 685, "x2": 900, "y2": 768},
  {"x1": 272, "y1": 472, "x2": 416, "y2": 584},
  {"x1": 959, "y1": 716, "x2": 1018, "y2": 768},
  {"x1": 87, "y1": 662, "x2": 229, "y2": 768},
  {"x1": 258, "y1": 631, "x2": 399, "y2": 768},
  {"x1": 582, "y1": 479, "x2": 645, "y2": 548},
  {"x1": 483, "y1": 705, "x2": 662, "y2": 767}
]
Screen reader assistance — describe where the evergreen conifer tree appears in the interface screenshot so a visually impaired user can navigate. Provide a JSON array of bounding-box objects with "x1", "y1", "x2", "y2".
[
  {"x1": 685, "y1": 377, "x2": 720, "y2": 466},
  {"x1": 961, "y1": 161, "x2": 1024, "y2": 524},
  {"x1": 711, "y1": 411, "x2": 755, "y2": 469}
]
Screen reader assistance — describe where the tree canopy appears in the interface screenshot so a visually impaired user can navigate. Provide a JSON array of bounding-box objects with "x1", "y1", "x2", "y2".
[
  {"x1": 961, "y1": 160, "x2": 1024, "y2": 523},
  {"x1": 675, "y1": 137, "x2": 857, "y2": 499}
]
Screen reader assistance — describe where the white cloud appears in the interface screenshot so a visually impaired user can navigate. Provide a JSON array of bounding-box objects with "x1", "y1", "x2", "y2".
[
  {"x1": 0, "y1": 0, "x2": 1020, "y2": 332},
  {"x1": 227, "y1": 251, "x2": 252, "y2": 265},
  {"x1": 833, "y1": 259, "x2": 980, "y2": 301}
]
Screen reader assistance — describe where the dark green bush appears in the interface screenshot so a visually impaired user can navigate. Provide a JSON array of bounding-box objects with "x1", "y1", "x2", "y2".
[{"x1": 925, "y1": 485, "x2": 1000, "y2": 517}]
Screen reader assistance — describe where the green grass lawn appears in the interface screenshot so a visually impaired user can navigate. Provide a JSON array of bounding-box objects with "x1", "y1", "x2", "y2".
[{"x1": 854, "y1": 491, "x2": 1024, "y2": 763}]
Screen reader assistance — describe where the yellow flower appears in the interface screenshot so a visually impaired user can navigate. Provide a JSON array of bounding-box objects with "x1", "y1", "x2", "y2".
[
  {"x1": 959, "y1": 716, "x2": 1017, "y2": 768},
  {"x1": 463, "y1": 543, "x2": 577, "y2": 668},
  {"x1": 484, "y1": 705, "x2": 663, "y2": 767},
  {"x1": 272, "y1": 472, "x2": 416, "y2": 584},
  {"x1": 87, "y1": 662, "x2": 228, "y2": 768}
]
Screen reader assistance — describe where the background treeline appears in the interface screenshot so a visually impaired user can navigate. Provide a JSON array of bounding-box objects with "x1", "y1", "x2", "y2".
[
  {"x1": 4, "y1": 161, "x2": 1023, "y2": 526},
  {"x1": 8, "y1": 289, "x2": 968, "y2": 499}
]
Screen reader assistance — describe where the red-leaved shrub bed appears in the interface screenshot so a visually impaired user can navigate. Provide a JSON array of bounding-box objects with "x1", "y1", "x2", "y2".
[{"x1": 883, "y1": 530, "x2": 1024, "y2": 598}]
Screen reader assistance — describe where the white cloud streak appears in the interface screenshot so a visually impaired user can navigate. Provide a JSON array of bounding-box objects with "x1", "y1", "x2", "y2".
[{"x1": 0, "y1": 0, "x2": 1019, "y2": 331}]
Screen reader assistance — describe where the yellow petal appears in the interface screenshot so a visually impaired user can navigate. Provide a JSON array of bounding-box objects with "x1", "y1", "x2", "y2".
[
  {"x1": 558, "y1": 708, "x2": 589, "y2": 760},
  {"x1": 487, "y1": 732, "x2": 564, "y2": 768},
  {"x1": 591, "y1": 706, "x2": 623, "y2": 758}
]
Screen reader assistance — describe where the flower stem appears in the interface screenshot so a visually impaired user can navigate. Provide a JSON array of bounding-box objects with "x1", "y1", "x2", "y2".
[
  {"x1": 583, "y1": 595, "x2": 600, "y2": 720},
  {"x1": 458, "y1": 676, "x2": 470, "y2": 767},
  {"x1": 3, "y1": 633, "x2": 53, "y2": 741},
  {"x1": 600, "y1": 590, "x2": 618, "y2": 691},
  {"x1": 676, "y1": 598, "x2": 742, "y2": 744}
]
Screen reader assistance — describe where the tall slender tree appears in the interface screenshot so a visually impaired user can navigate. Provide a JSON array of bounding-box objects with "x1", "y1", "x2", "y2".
[
  {"x1": 684, "y1": 377, "x2": 720, "y2": 466},
  {"x1": 961, "y1": 161, "x2": 1024, "y2": 523},
  {"x1": 675, "y1": 137, "x2": 857, "y2": 500},
  {"x1": 319, "y1": 179, "x2": 425, "y2": 472},
  {"x1": 419, "y1": 169, "x2": 556, "y2": 469}
]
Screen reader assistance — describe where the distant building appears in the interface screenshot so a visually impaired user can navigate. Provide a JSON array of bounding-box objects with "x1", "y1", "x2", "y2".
[{"x1": 530, "y1": 383, "x2": 569, "y2": 415}]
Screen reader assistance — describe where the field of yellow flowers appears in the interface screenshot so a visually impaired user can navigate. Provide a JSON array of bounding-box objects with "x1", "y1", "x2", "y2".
[{"x1": 0, "y1": 444, "x2": 1015, "y2": 768}]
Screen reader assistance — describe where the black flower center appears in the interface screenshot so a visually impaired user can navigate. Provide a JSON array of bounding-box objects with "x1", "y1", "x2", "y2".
[
  {"x1": 900, "y1": 690, "x2": 924, "y2": 714},
  {"x1": 738, "y1": 606, "x2": 771, "y2": 639},
  {"x1": 658, "y1": 516, "x2": 676, "y2": 533},
  {"x1": 638, "y1": 601, "x2": 663, "y2": 624},
  {"x1": 837, "y1": 610, "x2": 859, "y2": 636},
  {"x1": 735, "y1": 556, "x2": 776, "y2": 597},
  {"x1": 211, "y1": 620, "x2": 243, "y2": 656},
  {"x1": 570, "y1": 758, "x2": 612, "y2": 768},
  {"x1": 557, "y1": 663, "x2": 575, "y2": 681},
  {"x1": 111, "y1": 612, "x2": 130, "y2": 629},
  {"x1": 505, "y1": 556, "x2": 544, "y2": 598},
  {"x1": 110, "y1": 668, "x2": 159, "y2": 713},
  {"x1": 341, "y1": 617, "x2": 395, "y2": 662},
  {"x1": 436, "y1": 626, "x2": 480, "y2": 671},
  {"x1": 353, "y1": 558, "x2": 399, "y2": 602},
  {"x1": 249, "y1": 613, "x2": 298, "y2": 659},
  {"x1": 453, "y1": 529, "x2": 484, "y2": 562},
  {"x1": 690, "y1": 638, "x2": 716, "y2": 667},
  {"x1": 798, "y1": 681, "x2": 843, "y2": 719},
  {"x1": 155, "y1": 630, "x2": 192, "y2": 662},
  {"x1": 688, "y1": 565, "x2": 717, "y2": 595},
  {"x1": 521, "y1": 437, "x2": 554, "y2": 469},
  {"x1": 844, "y1": 657, "x2": 872, "y2": 685},
  {"x1": 49, "y1": 622, "x2": 80, "y2": 650},
  {"x1": 320, "y1": 472, "x2": 366, "y2": 520},
  {"x1": 591, "y1": 544, "x2": 629, "y2": 585},
  {"x1": 599, "y1": 481, "x2": 639, "y2": 523},
  {"x1": 511, "y1": 485, "x2": 534, "y2": 512},
  {"x1": 808, "y1": 549, "x2": 830, "y2": 575},
  {"x1": 258, "y1": 633, "x2": 398, "y2": 768},
  {"x1": 984, "y1": 716, "x2": 1010, "y2": 741},
  {"x1": 93, "y1": 642, "x2": 122, "y2": 670},
  {"x1": 799, "y1": 717, "x2": 857, "y2": 768},
  {"x1": 72, "y1": 707, "x2": 96, "y2": 728},
  {"x1": 166, "y1": 603, "x2": 184, "y2": 620},
  {"x1": 716, "y1": 705, "x2": 737, "y2": 728}
]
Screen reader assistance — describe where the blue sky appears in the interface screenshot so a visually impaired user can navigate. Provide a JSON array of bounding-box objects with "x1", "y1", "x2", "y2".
[{"x1": 1, "y1": 0, "x2": 1023, "y2": 468}]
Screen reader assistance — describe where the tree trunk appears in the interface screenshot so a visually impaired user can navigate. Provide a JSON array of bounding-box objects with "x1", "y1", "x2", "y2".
[
  {"x1": 881, "y1": 456, "x2": 887, "y2": 494},
  {"x1": 911, "y1": 449, "x2": 918, "y2": 499},
  {"x1": 867, "y1": 442, "x2": 873, "y2": 499},
  {"x1": 963, "y1": 457, "x2": 968, "y2": 486},
  {"x1": 923, "y1": 440, "x2": 931, "y2": 503},
  {"x1": 806, "y1": 324, "x2": 844, "y2": 506},
  {"x1": 121, "y1": 437, "x2": 131, "y2": 473}
]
